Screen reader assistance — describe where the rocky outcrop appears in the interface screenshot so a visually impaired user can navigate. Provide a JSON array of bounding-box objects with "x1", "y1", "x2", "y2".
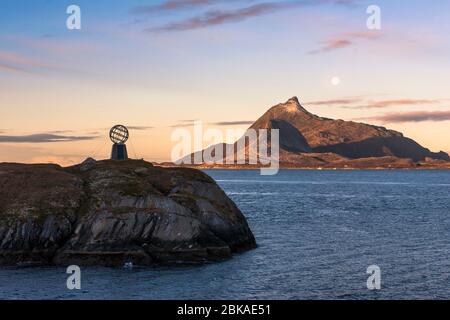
[{"x1": 0, "y1": 160, "x2": 256, "y2": 267}]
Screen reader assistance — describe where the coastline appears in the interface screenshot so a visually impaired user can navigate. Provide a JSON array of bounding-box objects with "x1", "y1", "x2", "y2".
[{"x1": 156, "y1": 163, "x2": 450, "y2": 171}]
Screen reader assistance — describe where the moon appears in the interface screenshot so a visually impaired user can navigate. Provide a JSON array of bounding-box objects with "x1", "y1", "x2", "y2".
[{"x1": 331, "y1": 76, "x2": 341, "y2": 86}]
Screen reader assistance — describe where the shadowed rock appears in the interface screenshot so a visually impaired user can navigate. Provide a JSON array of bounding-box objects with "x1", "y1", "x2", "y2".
[{"x1": 0, "y1": 160, "x2": 256, "y2": 267}]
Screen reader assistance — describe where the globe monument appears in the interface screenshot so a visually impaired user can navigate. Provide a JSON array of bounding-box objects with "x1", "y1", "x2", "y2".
[{"x1": 110, "y1": 125, "x2": 129, "y2": 160}]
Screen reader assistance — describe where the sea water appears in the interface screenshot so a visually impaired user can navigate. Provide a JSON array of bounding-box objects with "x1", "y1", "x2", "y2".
[{"x1": 1, "y1": 170, "x2": 449, "y2": 300}]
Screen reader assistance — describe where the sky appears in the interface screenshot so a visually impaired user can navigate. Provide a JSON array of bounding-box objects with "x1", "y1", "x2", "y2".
[{"x1": 1, "y1": 0, "x2": 450, "y2": 164}]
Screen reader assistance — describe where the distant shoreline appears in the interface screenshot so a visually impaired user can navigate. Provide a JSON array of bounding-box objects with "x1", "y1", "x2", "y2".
[
  {"x1": 156, "y1": 164, "x2": 450, "y2": 171},
  {"x1": 1, "y1": 161, "x2": 448, "y2": 171}
]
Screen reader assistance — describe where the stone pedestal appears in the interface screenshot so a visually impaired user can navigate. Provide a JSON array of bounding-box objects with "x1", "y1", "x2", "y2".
[{"x1": 111, "y1": 144, "x2": 128, "y2": 160}]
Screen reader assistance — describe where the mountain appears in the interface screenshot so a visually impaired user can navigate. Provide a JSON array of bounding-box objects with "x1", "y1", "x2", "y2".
[
  {"x1": 252, "y1": 97, "x2": 449, "y2": 161},
  {"x1": 182, "y1": 97, "x2": 450, "y2": 169}
]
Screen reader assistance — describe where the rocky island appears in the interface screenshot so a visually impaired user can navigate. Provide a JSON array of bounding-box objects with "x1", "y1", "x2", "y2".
[
  {"x1": 0, "y1": 159, "x2": 256, "y2": 267},
  {"x1": 181, "y1": 97, "x2": 450, "y2": 170}
]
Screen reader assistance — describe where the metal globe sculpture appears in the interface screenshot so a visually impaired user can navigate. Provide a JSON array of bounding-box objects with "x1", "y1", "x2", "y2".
[
  {"x1": 110, "y1": 125, "x2": 129, "y2": 160},
  {"x1": 110, "y1": 125, "x2": 129, "y2": 144}
]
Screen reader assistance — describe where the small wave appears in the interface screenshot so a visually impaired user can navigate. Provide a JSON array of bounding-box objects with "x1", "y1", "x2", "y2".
[{"x1": 338, "y1": 226, "x2": 369, "y2": 235}]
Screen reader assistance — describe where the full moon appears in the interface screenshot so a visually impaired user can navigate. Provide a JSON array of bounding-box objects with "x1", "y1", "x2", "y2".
[{"x1": 331, "y1": 76, "x2": 341, "y2": 86}]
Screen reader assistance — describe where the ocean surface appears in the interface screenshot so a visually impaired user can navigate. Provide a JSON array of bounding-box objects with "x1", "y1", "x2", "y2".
[{"x1": 1, "y1": 170, "x2": 450, "y2": 300}]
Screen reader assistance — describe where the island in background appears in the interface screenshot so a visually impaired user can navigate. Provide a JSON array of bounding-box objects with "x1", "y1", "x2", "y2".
[{"x1": 171, "y1": 97, "x2": 450, "y2": 170}]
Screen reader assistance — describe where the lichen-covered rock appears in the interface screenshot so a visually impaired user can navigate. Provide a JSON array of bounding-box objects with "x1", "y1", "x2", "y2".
[{"x1": 0, "y1": 160, "x2": 256, "y2": 266}]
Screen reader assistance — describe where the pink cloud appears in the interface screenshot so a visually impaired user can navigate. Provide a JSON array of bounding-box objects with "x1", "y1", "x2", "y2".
[
  {"x1": 0, "y1": 50, "x2": 50, "y2": 68},
  {"x1": 357, "y1": 110, "x2": 450, "y2": 123},
  {"x1": 309, "y1": 31, "x2": 382, "y2": 54},
  {"x1": 146, "y1": 1, "x2": 362, "y2": 32},
  {"x1": 305, "y1": 97, "x2": 442, "y2": 109},
  {"x1": 352, "y1": 99, "x2": 441, "y2": 109},
  {"x1": 0, "y1": 50, "x2": 58, "y2": 74},
  {"x1": 0, "y1": 36, "x2": 100, "y2": 74},
  {"x1": 305, "y1": 98, "x2": 363, "y2": 106},
  {"x1": 0, "y1": 63, "x2": 32, "y2": 74},
  {"x1": 149, "y1": 2, "x2": 300, "y2": 32},
  {"x1": 131, "y1": 0, "x2": 243, "y2": 14}
]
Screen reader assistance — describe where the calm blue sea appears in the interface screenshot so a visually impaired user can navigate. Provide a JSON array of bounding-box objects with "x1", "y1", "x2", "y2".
[{"x1": 1, "y1": 170, "x2": 450, "y2": 300}]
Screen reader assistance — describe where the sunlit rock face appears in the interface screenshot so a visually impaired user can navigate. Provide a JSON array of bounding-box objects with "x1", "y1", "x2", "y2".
[
  {"x1": 183, "y1": 97, "x2": 450, "y2": 169},
  {"x1": 250, "y1": 97, "x2": 449, "y2": 161},
  {"x1": 0, "y1": 160, "x2": 256, "y2": 267}
]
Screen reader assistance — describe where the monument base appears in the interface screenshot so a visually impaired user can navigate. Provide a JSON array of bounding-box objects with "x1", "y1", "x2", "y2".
[{"x1": 111, "y1": 144, "x2": 128, "y2": 160}]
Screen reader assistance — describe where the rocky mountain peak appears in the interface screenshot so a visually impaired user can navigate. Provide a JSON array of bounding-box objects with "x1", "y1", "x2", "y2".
[
  {"x1": 275, "y1": 96, "x2": 310, "y2": 115},
  {"x1": 216, "y1": 96, "x2": 450, "y2": 165}
]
